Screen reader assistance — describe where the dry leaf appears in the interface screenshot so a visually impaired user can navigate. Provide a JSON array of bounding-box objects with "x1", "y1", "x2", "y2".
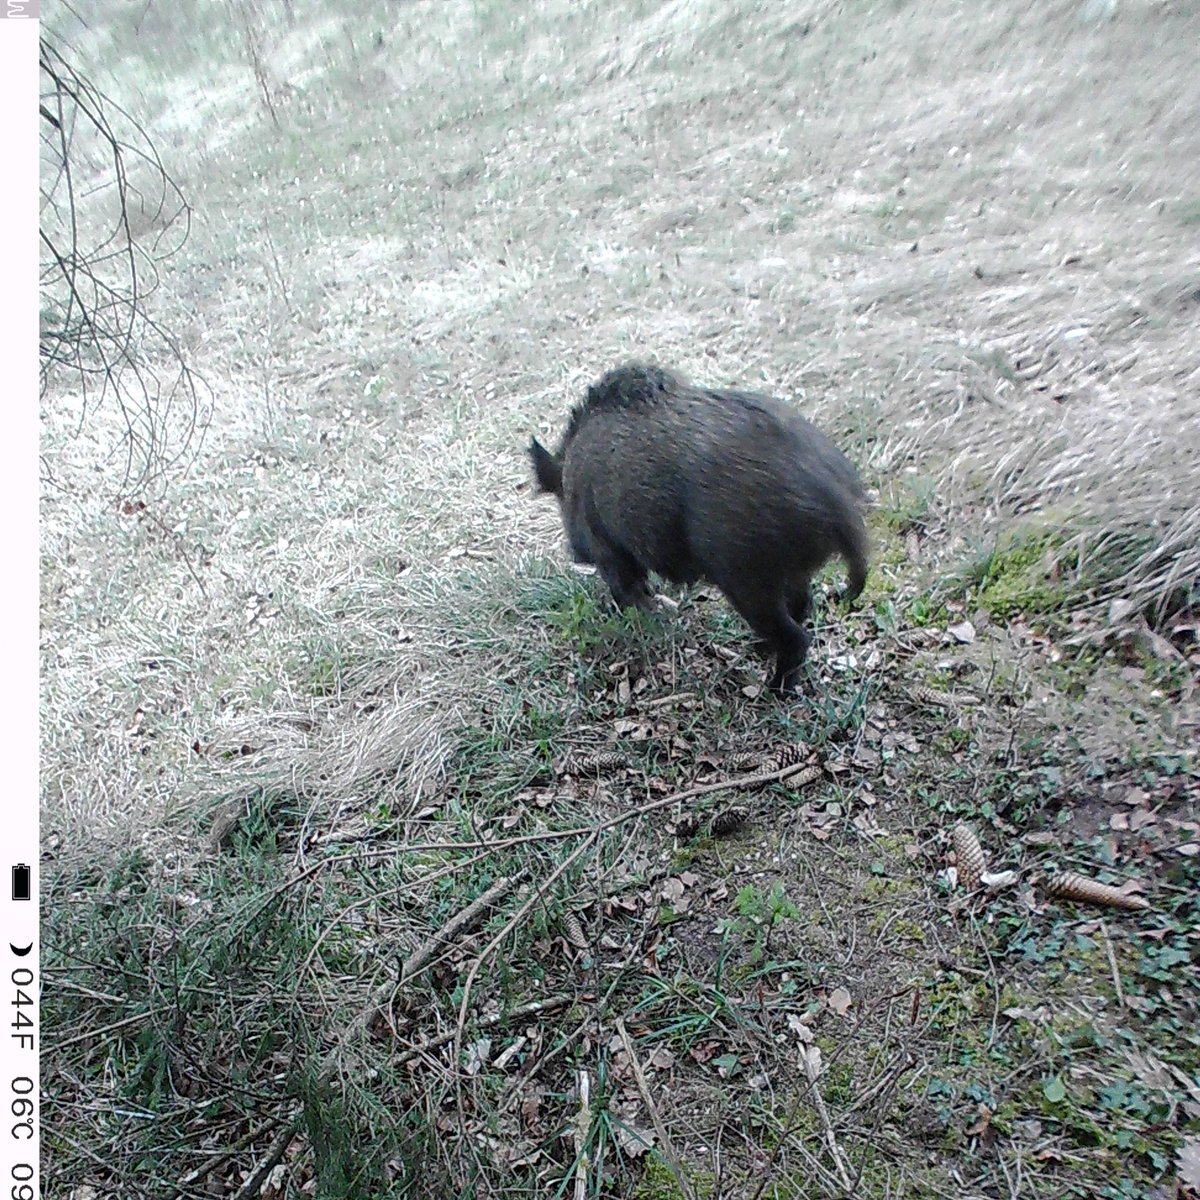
[
  {"x1": 948, "y1": 620, "x2": 976, "y2": 644},
  {"x1": 827, "y1": 987, "x2": 852, "y2": 1016},
  {"x1": 520, "y1": 1091, "x2": 542, "y2": 1128},
  {"x1": 1024, "y1": 830, "x2": 1057, "y2": 846},
  {"x1": 802, "y1": 1043, "x2": 823, "y2": 1077},
  {"x1": 463, "y1": 1037, "x2": 492, "y2": 1076},
  {"x1": 647, "y1": 1046, "x2": 675, "y2": 1071},
  {"x1": 965, "y1": 1104, "x2": 992, "y2": 1137},
  {"x1": 1178, "y1": 1137, "x2": 1200, "y2": 1190},
  {"x1": 660, "y1": 879, "x2": 686, "y2": 907},
  {"x1": 787, "y1": 1015, "x2": 815, "y2": 1042},
  {"x1": 614, "y1": 1123, "x2": 655, "y2": 1158},
  {"x1": 980, "y1": 869, "x2": 1018, "y2": 890}
]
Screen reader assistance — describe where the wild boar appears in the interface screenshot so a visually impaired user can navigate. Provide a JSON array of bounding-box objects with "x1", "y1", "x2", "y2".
[{"x1": 529, "y1": 363, "x2": 868, "y2": 694}]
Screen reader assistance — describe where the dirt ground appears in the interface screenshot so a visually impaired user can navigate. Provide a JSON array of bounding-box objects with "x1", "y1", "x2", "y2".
[{"x1": 40, "y1": 2, "x2": 1198, "y2": 1197}]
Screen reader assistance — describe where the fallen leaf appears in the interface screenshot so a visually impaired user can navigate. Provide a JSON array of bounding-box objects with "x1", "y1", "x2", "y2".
[
  {"x1": 948, "y1": 620, "x2": 976, "y2": 644},
  {"x1": 787, "y1": 1015, "x2": 815, "y2": 1042},
  {"x1": 1024, "y1": 831, "x2": 1057, "y2": 846},
  {"x1": 1178, "y1": 1137, "x2": 1200, "y2": 1189},
  {"x1": 647, "y1": 1046, "x2": 675, "y2": 1071},
  {"x1": 506, "y1": 1148, "x2": 543, "y2": 1169},
  {"x1": 827, "y1": 987, "x2": 852, "y2": 1016},
  {"x1": 1003, "y1": 1005, "x2": 1050, "y2": 1022},
  {"x1": 614, "y1": 1123, "x2": 655, "y2": 1158},
  {"x1": 802, "y1": 1044, "x2": 823, "y2": 1077},
  {"x1": 981, "y1": 870, "x2": 1019, "y2": 890},
  {"x1": 520, "y1": 1091, "x2": 542, "y2": 1127},
  {"x1": 463, "y1": 1037, "x2": 492, "y2": 1076},
  {"x1": 965, "y1": 1104, "x2": 992, "y2": 1137},
  {"x1": 713, "y1": 1052, "x2": 742, "y2": 1078}
]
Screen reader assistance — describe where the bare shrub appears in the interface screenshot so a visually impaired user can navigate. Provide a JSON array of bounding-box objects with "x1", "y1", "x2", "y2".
[{"x1": 40, "y1": 39, "x2": 209, "y2": 497}]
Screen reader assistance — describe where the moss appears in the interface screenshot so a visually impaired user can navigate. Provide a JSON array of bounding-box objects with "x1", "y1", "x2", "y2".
[
  {"x1": 934, "y1": 727, "x2": 971, "y2": 754},
  {"x1": 974, "y1": 528, "x2": 1073, "y2": 620},
  {"x1": 854, "y1": 517, "x2": 909, "y2": 609},
  {"x1": 632, "y1": 1156, "x2": 715, "y2": 1200},
  {"x1": 863, "y1": 874, "x2": 920, "y2": 902},
  {"x1": 823, "y1": 1061, "x2": 856, "y2": 1105}
]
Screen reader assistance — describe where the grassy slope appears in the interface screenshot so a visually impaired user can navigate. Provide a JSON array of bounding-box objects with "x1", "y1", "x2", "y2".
[{"x1": 41, "y1": 1, "x2": 1198, "y2": 1197}]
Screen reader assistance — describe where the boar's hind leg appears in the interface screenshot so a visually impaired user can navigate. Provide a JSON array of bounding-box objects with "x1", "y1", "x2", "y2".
[
  {"x1": 726, "y1": 589, "x2": 810, "y2": 695},
  {"x1": 787, "y1": 585, "x2": 813, "y2": 627}
]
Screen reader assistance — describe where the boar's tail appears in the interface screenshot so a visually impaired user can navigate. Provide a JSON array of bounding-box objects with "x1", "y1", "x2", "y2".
[{"x1": 838, "y1": 516, "x2": 869, "y2": 605}]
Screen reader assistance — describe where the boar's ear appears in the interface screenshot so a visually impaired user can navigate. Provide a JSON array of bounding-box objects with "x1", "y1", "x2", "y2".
[{"x1": 529, "y1": 438, "x2": 563, "y2": 496}]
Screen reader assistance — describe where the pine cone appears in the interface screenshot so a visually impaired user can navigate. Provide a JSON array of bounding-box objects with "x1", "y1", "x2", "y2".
[
  {"x1": 782, "y1": 763, "x2": 823, "y2": 790},
  {"x1": 1044, "y1": 871, "x2": 1150, "y2": 912},
  {"x1": 562, "y1": 912, "x2": 589, "y2": 950},
  {"x1": 952, "y1": 824, "x2": 985, "y2": 891},
  {"x1": 709, "y1": 806, "x2": 750, "y2": 837}
]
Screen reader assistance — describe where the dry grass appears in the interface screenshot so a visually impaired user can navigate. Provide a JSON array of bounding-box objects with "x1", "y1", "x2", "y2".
[
  {"x1": 40, "y1": 1, "x2": 1199, "y2": 1196},
  {"x1": 41, "y1": 0, "x2": 1199, "y2": 849}
]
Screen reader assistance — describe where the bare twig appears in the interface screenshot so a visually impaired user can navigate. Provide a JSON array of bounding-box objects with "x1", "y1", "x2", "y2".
[
  {"x1": 573, "y1": 1068, "x2": 591, "y2": 1200},
  {"x1": 394, "y1": 993, "x2": 573, "y2": 1067},
  {"x1": 802, "y1": 1044, "x2": 854, "y2": 1193},
  {"x1": 400, "y1": 873, "x2": 519, "y2": 984},
  {"x1": 617, "y1": 1018, "x2": 697, "y2": 1200},
  {"x1": 40, "y1": 39, "x2": 207, "y2": 496},
  {"x1": 229, "y1": 1115, "x2": 299, "y2": 1200},
  {"x1": 1098, "y1": 920, "x2": 1127, "y2": 1010}
]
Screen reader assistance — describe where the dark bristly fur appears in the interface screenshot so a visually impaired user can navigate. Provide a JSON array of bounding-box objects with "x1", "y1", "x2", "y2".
[{"x1": 529, "y1": 363, "x2": 869, "y2": 694}]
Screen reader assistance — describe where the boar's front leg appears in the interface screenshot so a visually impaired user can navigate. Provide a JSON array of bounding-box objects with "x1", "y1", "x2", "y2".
[{"x1": 594, "y1": 542, "x2": 655, "y2": 612}]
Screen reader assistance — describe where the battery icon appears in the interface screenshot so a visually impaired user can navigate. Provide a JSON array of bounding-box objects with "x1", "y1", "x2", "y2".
[{"x1": 12, "y1": 864, "x2": 30, "y2": 901}]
